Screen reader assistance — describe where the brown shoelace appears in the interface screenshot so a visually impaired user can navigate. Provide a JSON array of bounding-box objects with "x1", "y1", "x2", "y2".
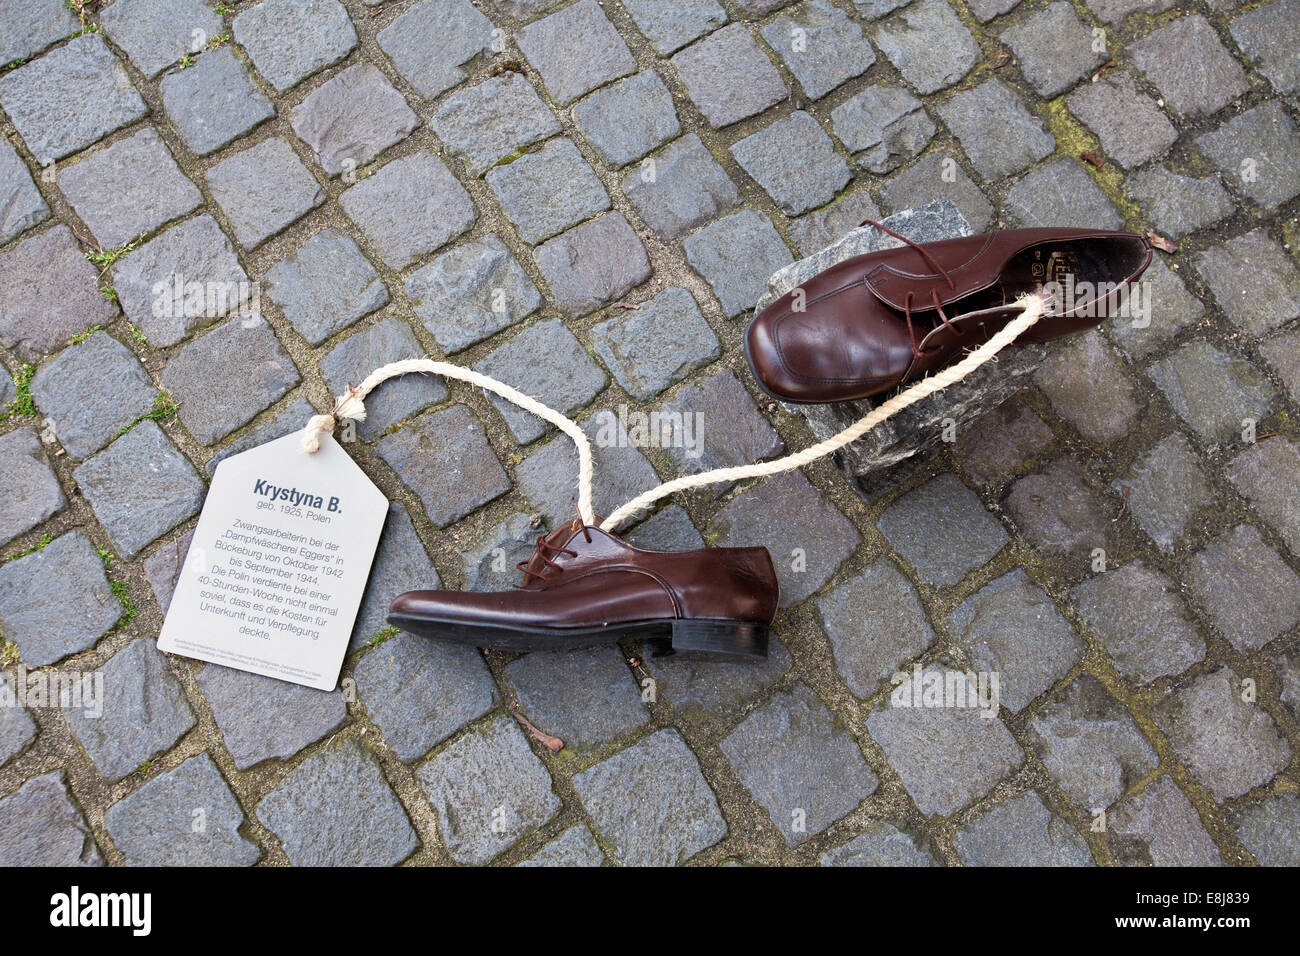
[{"x1": 860, "y1": 218, "x2": 960, "y2": 357}]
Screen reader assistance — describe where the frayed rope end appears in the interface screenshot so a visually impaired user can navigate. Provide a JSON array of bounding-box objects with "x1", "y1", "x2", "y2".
[{"x1": 301, "y1": 385, "x2": 369, "y2": 454}]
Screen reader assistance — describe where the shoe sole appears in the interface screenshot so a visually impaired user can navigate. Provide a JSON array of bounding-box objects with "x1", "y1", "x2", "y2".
[{"x1": 387, "y1": 613, "x2": 770, "y2": 662}]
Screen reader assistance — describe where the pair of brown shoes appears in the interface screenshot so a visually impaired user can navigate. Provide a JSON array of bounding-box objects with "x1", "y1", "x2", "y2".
[{"x1": 389, "y1": 227, "x2": 1151, "y2": 661}]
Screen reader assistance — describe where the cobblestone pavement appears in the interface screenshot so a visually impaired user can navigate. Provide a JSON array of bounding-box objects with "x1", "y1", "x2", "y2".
[{"x1": 1, "y1": 0, "x2": 1298, "y2": 867}]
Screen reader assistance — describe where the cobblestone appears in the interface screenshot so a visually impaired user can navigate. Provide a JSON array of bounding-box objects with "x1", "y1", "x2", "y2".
[
  {"x1": 1034, "y1": 331, "x2": 1139, "y2": 446},
  {"x1": 1107, "y1": 776, "x2": 1222, "y2": 866},
  {"x1": 232, "y1": 0, "x2": 357, "y2": 93},
  {"x1": 319, "y1": 318, "x2": 447, "y2": 440},
  {"x1": 1147, "y1": 342, "x2": 1275, "y2": 445},
  {"x1": 486, "y1": 138, "x2": 610, "y2": 244},
  {"x1": 1003, "y1": 159, "x2": 1123, "y2": 230},
  {"x1": 0, "y1": 428, "x2": 65, "y2": 547},
  {"x1": 1186, "y1": 524, "x2": 1300, "y2": 654},
  {"x1": 534, "y1": 213, "x2": 651, "y2": 316},
  {"x1": 265, "y1": 229, "x2": 388, "y2": 345},
  {"x1": 0, "y1": 34, "x2": 146, "y2": 165},
  {"x1": 684, "y1": 208, "x2": 793, "y2": 317},
  {"x1": 670, "y1": 23, "x2": 787, "y2": 128},
  {"x1": 732, "y1": 112, "x2": 849, "y2": 216},
  {"x1": 819, "y1": 823, "x2": 935, "y2": 866},
  {"x1": 104, "y1": 753, "x2": 258, "y2": 866},
  {"x1": 721, "y1": 683, "x2": 877, "y2": 844},
  {"x1": 74, "y1": 422, "x2": 204, "y2": 557},
  {"x1": 518, "y1": 826, "x2": 605, "y2": 866},
  {"x1": 1127, "y1": 15, "x2": 1248, "y2": 118},
  {"x1": 866, "y1": 667, "x2": 1023, "y2": 815},
  {"x1": 623, "y1": 134, "x2": 740, "y2": 241},
  {"x1": 953, "y1": 396, "x2": 1053, "y2": 488},
  {"x1": 289, "y1": 65, "x2": 419, "y2": 177},
  {"x1": 622, "y1": 0, "x2": 728, "y2": 55},
  {"x1": 832, "y1": 85, "x2": 934, "y2": 175},
  {"x1": 417, "y1": 715, "x2": 560, "y2": 864},
  {"x1": 1107, "y1": 257, "x2": 1202, "y2": 360},
  {"x1": 405, "y1": 236, "x2": 539, "y2": 354},
  {"x1": 0, "y1": 773, "x2": 101, "y2": 866},
  {"x1": 0, "y1": 137, "x2": 49, "y2": 243},
  {"x1": 0, "y1": 0, "x2": 77, "y2": 67},
  {"x1": 1028, "y1": 675, "x2": 1157, "y2": 811},
  {"x1": 761, "y1": 1, "x2": 876, "y2": 100},
  {"x1": 376, "y1": 406, "x2": 510, "y2": 527},
  {"x1": 197, "y1": 664, "x2": 347, "y2": 769},
  {"x1": 1197, "y1": 102, "x2": 1300, "y2": 210},
  {"x1": 1004, "y1": 458, "x2": 1111, "y2": 562},
  {"x1": 99, "y1": 0, "x2": 221, "y2": 78},
  {"x1": 574, "y1": 71, "x2": 680, "y2": 167},
  {"x1": 160, "y1": 47, "x2": 276, "y2": 156},
  {"x1": 1000, "y1": 2, "x2": 1104, "y2": 98},
  {"x1": 0, "y1": 531, "x2": 118, "y2": 667},
  {"x1": 339, "y1": 152, "x2": 476, "y2": 269},
  {"x1": 351, "y1": 503, "x2": 442, "y2": 649},
  {"x1": 956, "y1": 792, "x2": 1092, "y2": 866},
  {"x1": 517, "y1": 0, "x2": 636, "y2": 105},
  {"x1": 872, "y1": 0, "x2": 978, "y2": 95},
  {"x1": 162, "y1": 318, "x2": 300, "y2": 444},
  {"x1": 655, "y1": 370, "x2": 784, "y2": 480},
  {"x1": 376, "y1": 0, "x2": 493, "y2": 100},
  {"x1": 356, "y1": 631, "x2": 497, "y2": 761},
  {"x1": 474, "y1": 318, "x2": 608, "y2": 444},
  {"x1": 206, "y1": 137, "x2": 325, "y2": 250},
  {"x1": 935, "y1": 79, "x2": 1055, "y2": 183},
  {"x1": 30, "y1": 331, "x2": 156, "y2": 460},
  {"x1": 111, "y1": 215, "x2": 251, "y2": 347},
  {"x1": 573, "y1": 729, "x2": 725, "y2": 865},
  {"x1": 1230, "y1": 1, "x2": 1300, "y2": 94},
  {"x1": 590, "y1": 287, "x2": 720, "y2": 401},
  {"x1": 504, "y1": 648, "x2": 648, "y2": 751},
  {"x1": 710, "y1": 471, "x2": 859, "y2": 606},
  {"x1": 515, "y1": 409, "x2": 659, "y2": 523},
  {"x1": 878, "y1": 474, "x2": 1008, "y2": 587},
  {"x1": 1065, "y1": 72, "x2": 1178, "y2": 170},
  {"x1": 816, "y1": 560, "x2": 935, "y2": 698},
  {"x1": 881, "y1": 151, "x2": 992, "y2": 231},
  {"x1": 257, "y1": 737, "x2": 417, "y2": 866},
  {"x1": 1226, "y1": 436, "x2": 1300, "y2": 556},
  {"x1": 1127, "y1": 166, "x2": 1234, "y2": 240},
  {"x1": 0, "y1": 225, "x2": 119, "y2": 362},
  {"x1": 1115, "y1": 434, "x2": 1213, "y2": 553},
  {"x1": 1071, "y1": 561, "x2": 1204, "y2": 683},
  {"x1": 949, "y1": 569, "x2": 1082, "y2": 712},
  {"x1": 431, "y1": 72, "x2": 562, "y2": 175},
  {"x1": 63, "y1": 637, "x2": 196, "y2": 781},
  {"x1": 1194, "y1": 229, "x2": 1300, "y2": 337},
  {"x1": 0, "y1": 674, "x2": 36, "y2": 766},
  {"x1": 1235, "y1": 793, "x2": 1300, "y2": 866},
  {"x1": 1152, "y1": 667, "x2": 1291, "y2": 801}
]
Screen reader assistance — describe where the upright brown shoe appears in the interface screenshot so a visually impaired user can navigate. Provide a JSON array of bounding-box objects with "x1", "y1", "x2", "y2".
[
  {"x1": 745, "y1": 223, "x2": 1152, "y2": 403},
  {"x1": 388, "y1": 519, "x2": 779, "y2": 661}
]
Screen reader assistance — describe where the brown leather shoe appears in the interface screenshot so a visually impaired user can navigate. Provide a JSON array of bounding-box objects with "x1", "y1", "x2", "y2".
[
  {"x1": 745, "y1": 223, "x2": 1152, "y2": 404},
  {"x1": 388, "y1": 519, "x2": 779, "y2": 661}
]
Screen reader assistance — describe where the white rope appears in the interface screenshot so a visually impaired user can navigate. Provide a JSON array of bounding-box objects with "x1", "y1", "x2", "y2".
[
  {"x1": 302, "y1": 294, "x2": 1046, "y2": 535},
  {"x1": 600, "y1": 293, "x2": 1046, "y2": 530},
  {"x1": 301, "y1": 359, "x2": 597, "y2": 525}
]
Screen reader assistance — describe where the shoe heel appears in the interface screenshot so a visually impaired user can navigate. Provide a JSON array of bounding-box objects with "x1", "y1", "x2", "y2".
[{"x1": 665, "y1": 619, "x2": 769, "y2": 662}]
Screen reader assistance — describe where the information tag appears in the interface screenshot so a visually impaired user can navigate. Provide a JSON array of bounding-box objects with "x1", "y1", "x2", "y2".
[{"x1": 158, "y1": 431, "x2": 388, "y2": 691}]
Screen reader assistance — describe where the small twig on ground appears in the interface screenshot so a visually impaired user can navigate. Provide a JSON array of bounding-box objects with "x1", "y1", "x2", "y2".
[
  {"x1": 513, "y1": 710, "x2": 563, "y2": 753},
  {"x1": 1114, "y1": 485, "x2": 1131, "y2": 521}
]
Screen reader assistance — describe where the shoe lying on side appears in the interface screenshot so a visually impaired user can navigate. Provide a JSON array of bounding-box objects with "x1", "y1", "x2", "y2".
[
  {"x1": 388, "y1": 519, "x2": 779, "y2": 661},
  {"x1": 745, "y1": 223, "x2": 1152, "y2": 404}
]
